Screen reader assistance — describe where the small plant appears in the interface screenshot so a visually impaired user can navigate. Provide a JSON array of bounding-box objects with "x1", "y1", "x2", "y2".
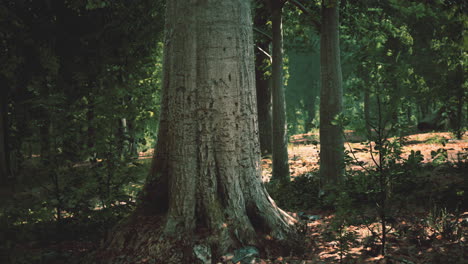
[
  {"x1": 425, "y1": 135, "x2": 448, "y2": 145},
  {"x1": 426, "y1": 206, "x2": 463, "y2": 242},
  {"x1": 324, "y1": 205, "x2": 359, "y2": 263},
  {"x1": 431, "y1": 148, "x2": 448, "y2": 165},
  {"x1": 405, "y1": 150, "x2": 424, "y2": 169}
]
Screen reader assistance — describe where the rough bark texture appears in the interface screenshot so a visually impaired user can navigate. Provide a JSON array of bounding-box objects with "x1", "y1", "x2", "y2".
[
  {"x1": 270, "y1": 0, "x2": 290, "y2": 183},
  {"x1": 319, "y1": 0, "x2": 344, "y2": 185},
  {"x1": 254, "y1": 7, "x2": 273, "y2": 156},
  {"x1": 92, "y1": 1, "x2": 298, "y2": 263}
]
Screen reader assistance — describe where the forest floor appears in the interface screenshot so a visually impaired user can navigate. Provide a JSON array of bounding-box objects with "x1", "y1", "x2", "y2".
[
  {"x1": 261, "y1": 131, "x2": 468, "y2": 180},
  {"x1": 1, "y1": 131, "x2": 467, "y2": 263},
  {"x1": 256, "y1": 131, "x2": 467, "y2": 263}
]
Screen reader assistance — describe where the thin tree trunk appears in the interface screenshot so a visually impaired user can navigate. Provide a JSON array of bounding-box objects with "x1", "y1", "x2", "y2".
[
  {"x1": 256, "y1": 64, "x2": 273, "y2": 156},
  {"x1": 452, "y1": 61, "x2": 464, "y2": 139},
  {"x1": 270, "y1": 0, "x2": 290, "y2": 183},
  {"x1": 87, "y1": 97, "x2": 95, "y2": 150},
  {"x1": 40, "y1": 118, "x2": 51, "y2": 163},
  {"x1": 319, "y1": 0, "x2": 344, "y2": 185},
  {"x1": 0, "y1": 94, "x2": 10, "y2": 185},
  {"x1": 127, "y1": 119, "x2": 138, "y2": 158},
  {"x1": 304, "y1": 95, "x2": 317, "y2": 133},
  {"x1": 364, "y1": 87, "x2": 371, "y2": 135},
  {"x1": 95, "y1": 1, "x2": 299, "y2": 262},
  {"x1": 254, "y1": 26, "x2": 273, "y2": 155}
]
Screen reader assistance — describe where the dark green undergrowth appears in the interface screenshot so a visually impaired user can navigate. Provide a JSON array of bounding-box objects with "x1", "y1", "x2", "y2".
[
  {"x1": 268, "y1": 161, "x2": 467, "y2": 213},
  {"x1": 0, "y1": 158, "x2": 152, "y2": 264},
  {"x1": 267, "y1": 153, "x2": 467, "y2": 263}
]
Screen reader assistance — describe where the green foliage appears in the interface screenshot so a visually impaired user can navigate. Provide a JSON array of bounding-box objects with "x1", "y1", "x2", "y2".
[
  {"x1": 0, "y1": 158, "x2": 151, "y2": 263},
  {"x1": 323, "y1": 216, "x2": 358, "y2": 263},
  {"x1": 405, "y1": 150, "x2": 424, "y2": 170},
  {"x1": 426, "y1": 206, "x2": 463, "y2": 242},
  {"x1": 431, "y1": 148, "x2": 448, "y2": 165},
  {"x1": 283, "y1": 2, "x2": 321, "y2": 134},
  {"x1": 0, "y1": 0, "x2": 164, "y2": 261},
  {"x1": 425, "y1": 135, "x2": 449, "y2": 145}
]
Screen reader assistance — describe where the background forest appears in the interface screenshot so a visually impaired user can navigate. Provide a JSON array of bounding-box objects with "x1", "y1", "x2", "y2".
[{"x1": 0, "y1": 0, "x2": 467, "y2": 263}]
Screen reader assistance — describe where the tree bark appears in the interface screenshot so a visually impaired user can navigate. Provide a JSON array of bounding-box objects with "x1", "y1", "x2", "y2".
[
  {"x1": 94, "y1": 1, "x2": 298, "y2": 262},
  {"x1": 319, "y1": 0, "x2": 344, "y2": 185},
  {"x1": 270, "y1": 0, "x2": 290, "y2": 183}
]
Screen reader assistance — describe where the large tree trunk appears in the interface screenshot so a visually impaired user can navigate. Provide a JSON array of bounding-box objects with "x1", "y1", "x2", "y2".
[
  {"x1": 270, "y1": 0, "x2": 290, "y2": 183},
  {"x1": 319, "y1": 0, "x2": 344, "y2": 185},
  {"x1": 93, "y1": 1, "x2": 298, "y2": 263}
]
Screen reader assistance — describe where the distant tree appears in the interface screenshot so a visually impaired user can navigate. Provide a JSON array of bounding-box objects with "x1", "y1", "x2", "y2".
[
  {"x1": 319, "y1": 0, "x2": 344, "y2": 185},
  {"x1": 96, "y1": 0, "x2": 298, "y2": 262}
]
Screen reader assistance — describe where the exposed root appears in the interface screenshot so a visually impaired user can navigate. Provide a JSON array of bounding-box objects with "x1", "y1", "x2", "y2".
[{"x1": 85, "y1": 209, "x2": 304, "y2": 264}]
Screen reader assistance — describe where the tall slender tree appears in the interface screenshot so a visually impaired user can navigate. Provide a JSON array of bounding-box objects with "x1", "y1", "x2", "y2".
[
  {"x1": 254, "y1": 1, "x2": 273, "y2": 155},
  {"x1": 270, "y1": 0, "x2": 291, "y2": 183},
  {"x1": 0, "y1": 93, "x2": 10, "y2": 186},
  {"x1": 96, "y1": 1, "x2": 298, "y2": 262},
  {"x1": 319, "y1": 0, "x2": 344, "y2": 185}
]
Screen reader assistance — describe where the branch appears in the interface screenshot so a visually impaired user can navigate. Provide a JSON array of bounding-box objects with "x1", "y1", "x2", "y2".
[
  {"x1": 286, "y1": 0, "x2": 321, "y2": 32},
  {"x1": 256, "y1": 46, "x2": 272, "y2": 63},
  {"x1": 369, "y1": 141, "x2": 382, "y2": 171},
  {"x1": 344, "y1": 140, "x2": 372, "y2": 174},
  {"x1": 253, "y1": 27, "x2": 272, "y2": 41}
]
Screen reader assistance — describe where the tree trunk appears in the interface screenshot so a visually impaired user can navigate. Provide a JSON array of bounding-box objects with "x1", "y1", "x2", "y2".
[
  {"x1": 451, "y1": 61, "x2": 464, "y2": 139},
  {"x1": 40, "y1": 116, "x2": 51, "y2": 163},
  {"x1": 270, "y1": 0, "x2": 290, "y2": 183},
  {"x1": 87, "y1": 96, "x2": 95, "y2": 150},
  {"x1": 364, "y1": 87, "x2": 371, "y2": 135},
  {"x1": 319, "y1": 0, "x2": 344, "y2": 185},
  {"x1": 254, "y1": 7, "x2": 273, "y2": 156},
  {"x1": 94, "y1": 1, "x2": 298, "y2": 263},
  {"x1": 0, "y1": 94, "x2": 10, "y2": 186},
  {"x1": 304, "y1": 95, "x2": 317, "y2": 133},
  {"x1": 126, "y1": 119, "x2": 138, "y2": 158}
]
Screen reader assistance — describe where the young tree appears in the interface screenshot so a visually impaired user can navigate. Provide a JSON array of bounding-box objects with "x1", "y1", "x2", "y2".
[
  {"x1": 96, "y1": 0, "x2": 298, "y2": 262},
  {"x1": 319, "y1": 0, "x2": 344, "y2": 185},
  {"x1": 269, "y1": 0, "x2": 291, "y2": 183}
]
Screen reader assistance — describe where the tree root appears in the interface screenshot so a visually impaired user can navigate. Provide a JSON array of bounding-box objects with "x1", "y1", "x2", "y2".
[{"x1": 85, "y1": 211, "x2": 304, "y2": 264}]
